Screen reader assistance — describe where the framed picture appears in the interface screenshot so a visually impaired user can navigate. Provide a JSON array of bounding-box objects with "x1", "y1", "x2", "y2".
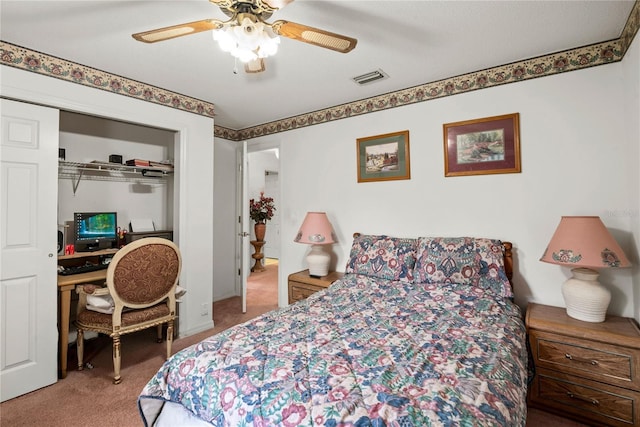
[
  {"x1": 443, "y1": 113, "x2": 521, "y2": 177},
  {"x1": 357, "y1": 130, "x2": 411, "y2": 183}
]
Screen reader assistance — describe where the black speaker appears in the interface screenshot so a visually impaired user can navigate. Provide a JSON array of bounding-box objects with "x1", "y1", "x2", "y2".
[{"x1": 58, "y1": 230, "x2": 64, "y2": 254}]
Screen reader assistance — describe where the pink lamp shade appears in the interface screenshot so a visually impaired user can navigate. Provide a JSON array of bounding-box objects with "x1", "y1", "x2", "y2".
[
  {"x1": 540, "y1": 216, "x2": 630, "y2": 323},
  {"x1": 540, "y1": 216, "x2": 630, "y2": 269},
  {"x1": 294, "y1": 212, "x2": 335, "y2": 245},
  {"x1": 294, "y1": 212, "x2": 335, "y2": 277}
]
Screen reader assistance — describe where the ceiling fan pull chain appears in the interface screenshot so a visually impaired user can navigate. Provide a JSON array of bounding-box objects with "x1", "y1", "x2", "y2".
[{"x1": 233, "y1": 57, "x2": 239, "y2": 75}]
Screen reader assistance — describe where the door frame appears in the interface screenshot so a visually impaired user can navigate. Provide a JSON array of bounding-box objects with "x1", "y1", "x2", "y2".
[{"x1": 236, "y1": 140, "x2": 282, "y2": 310}]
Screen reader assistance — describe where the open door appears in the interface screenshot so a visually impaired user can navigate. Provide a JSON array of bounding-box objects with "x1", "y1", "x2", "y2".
[{"x1": 239, "y1": 141, "x2": 250, "y2": 313}]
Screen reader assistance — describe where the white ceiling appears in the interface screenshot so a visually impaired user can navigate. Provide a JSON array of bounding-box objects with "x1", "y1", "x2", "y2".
[{"x1": 0, "y1": 1, "x2": 635, "y2": 130}]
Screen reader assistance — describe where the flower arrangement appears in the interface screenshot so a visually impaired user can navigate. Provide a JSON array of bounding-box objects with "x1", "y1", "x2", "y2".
[{"x1": 249, "y1": 192, "x2": 276, "y2": 223}]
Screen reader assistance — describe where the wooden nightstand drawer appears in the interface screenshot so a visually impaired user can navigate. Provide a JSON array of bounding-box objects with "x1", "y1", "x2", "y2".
[
  {"x1": 287, "y1": 270, "x2": 344, "y2": 304},
  {"x1": 526, "y1": 303, "x2": 640, "y2": 426},
  {"x1": 530, "y1": 368, "x2": 640, "y2": 427},
  {"x1": 289, "y1": 283, "x2": 320, "y2": 302},
  {"x1": 531, "y1": 330, "x2": 640, "y2": 390}
]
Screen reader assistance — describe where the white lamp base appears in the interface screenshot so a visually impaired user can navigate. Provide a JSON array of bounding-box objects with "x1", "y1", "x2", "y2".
[
  {"x1": 306, "y1": 244, "x2": 330, "y2": 277},
  {"x1": 562, "y1": 268, "x2": 610, "y2": 323}
]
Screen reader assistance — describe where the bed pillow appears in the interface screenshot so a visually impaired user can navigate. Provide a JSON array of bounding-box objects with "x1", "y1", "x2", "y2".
[
  {"x1": 413, "y1": 237, "x2": 512, "y2": 297},
  {"x1": 345, "y1": 234, "x2": 417, "y2": 282}
]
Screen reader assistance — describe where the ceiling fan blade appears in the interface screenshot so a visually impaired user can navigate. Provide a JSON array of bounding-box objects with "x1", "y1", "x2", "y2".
[
  {"x1": 132, "y1": 19, "x2": 225, "y2": 43},
  {"x1": 245, "y1": 58, "x2": 266, "y2": 73},
  {"x1": 271, "y1": 20, "x2": 357, "y2": 53}
]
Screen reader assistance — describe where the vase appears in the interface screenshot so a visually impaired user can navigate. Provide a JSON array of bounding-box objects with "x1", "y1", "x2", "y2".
[{"x1": 254, "y1": 222, "x2": 266, "y2": 242}]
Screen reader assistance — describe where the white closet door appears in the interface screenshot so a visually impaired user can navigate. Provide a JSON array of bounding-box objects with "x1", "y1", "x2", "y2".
[{"x1": 1, "y1": 99, "x2": 59, "y2": 402}]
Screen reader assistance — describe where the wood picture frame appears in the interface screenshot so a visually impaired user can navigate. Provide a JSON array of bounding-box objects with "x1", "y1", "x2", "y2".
[
  {"x1": 357, "y1": 130, "x2": 411, "y2": 183},
  {"x1": 443, "y1": 113, "x2": 521, "y2": 177}
]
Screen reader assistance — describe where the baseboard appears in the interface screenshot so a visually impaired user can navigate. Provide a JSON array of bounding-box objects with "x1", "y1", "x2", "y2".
[
  {"x1": 213, "y1": 291, "x2": 239, "y2": 302},
  {"x1": 177, "y1": 320, "x2": 215, "y2": 339}
]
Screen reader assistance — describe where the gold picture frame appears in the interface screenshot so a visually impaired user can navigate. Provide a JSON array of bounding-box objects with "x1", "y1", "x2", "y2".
[
  {"x1": 357, "y1": 130, "x2": 411, "y2": 183},
  {"x1": 443, "y1": 113, "x2": 521, "y2": 177}
]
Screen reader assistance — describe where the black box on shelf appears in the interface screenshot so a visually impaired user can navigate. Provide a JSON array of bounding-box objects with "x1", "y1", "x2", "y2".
[
  {"x1": 109, "y1": 154, "x2": 123, "y2": 164},
  {"x1": 125, "y1": 230, "x2": 173, "y2": 244}
]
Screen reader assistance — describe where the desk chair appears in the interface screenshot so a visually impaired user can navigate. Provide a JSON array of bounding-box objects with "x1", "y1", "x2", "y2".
[{"x1": 74, "y1": 237, "x2": 181, "y2": 384}]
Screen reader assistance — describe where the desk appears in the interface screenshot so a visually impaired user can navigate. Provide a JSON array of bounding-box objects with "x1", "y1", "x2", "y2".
[{"x1": 57, "y1": 248, "x2": 117, "y2": 378}]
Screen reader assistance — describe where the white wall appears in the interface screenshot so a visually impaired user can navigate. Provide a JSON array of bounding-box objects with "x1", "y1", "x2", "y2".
[
  {"x1": 248, "y1": 150, "x2": 279, "y2": 205},
  {"x1": 624, "y1": 33, "x2": 640, "y2": 321},
  {"x1": 246, "y1": 61, "x2": 638, "y2": 317},
  {"x1": 2, "y1": 65, "x2": 215, "y2": 337},
  {"x1": 58, "y1": 111, "x2": 174, "y2": 231}
]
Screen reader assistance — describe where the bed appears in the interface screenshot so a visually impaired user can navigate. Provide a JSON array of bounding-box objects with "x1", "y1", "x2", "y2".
[{"x1": 138, "y1": 235, "x2": 528, "y2": 426}]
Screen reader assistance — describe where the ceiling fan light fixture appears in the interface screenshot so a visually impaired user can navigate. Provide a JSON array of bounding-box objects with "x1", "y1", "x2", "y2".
[
  {"x1": 133, "y1": 1, "x2": 356, "y2": 74},
  {"x1": 213, "y1": 16, "x2": 280, "y2": 63},
  {"x1": 257, "y1": 30, "x2": 280, "y2": 57}
]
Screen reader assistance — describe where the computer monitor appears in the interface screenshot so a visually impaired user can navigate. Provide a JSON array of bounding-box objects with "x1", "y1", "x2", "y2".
[{"x1": 74, "y1": 212, "x2": 118, "y2": 252}]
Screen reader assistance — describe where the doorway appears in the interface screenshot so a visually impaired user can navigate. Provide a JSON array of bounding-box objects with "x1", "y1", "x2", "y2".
[{"x1": 246, "y1": 148, "x2": 280, "y2": 312}]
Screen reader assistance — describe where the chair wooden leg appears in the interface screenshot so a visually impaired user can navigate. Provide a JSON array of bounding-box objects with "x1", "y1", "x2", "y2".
[
  {"x1": 166, "y1": 320, "x2": 174, "y2": 360},
  {"x1": 156, "y1": 324, "x2": 163, "y2": 343},
  {"x1": 76, "y1": 328, "x2": 84, "y2": 371},
  {"x1": 112, "y1": 334, "x2": 122, "y2": 385}
]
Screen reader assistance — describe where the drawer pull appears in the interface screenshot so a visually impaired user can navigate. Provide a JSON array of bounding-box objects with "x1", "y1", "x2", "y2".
[
  {"x1": 566, "y1": 392, "x2": 599, "y2": 406},
  {"x1": 564, "y1": 353, "x2": 599, "y2": 365}
]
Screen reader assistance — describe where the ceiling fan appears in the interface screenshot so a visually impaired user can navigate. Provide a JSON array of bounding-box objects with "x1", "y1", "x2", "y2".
[{"x1": 132, "y1": 0, "x2": 357, "y2": 73}]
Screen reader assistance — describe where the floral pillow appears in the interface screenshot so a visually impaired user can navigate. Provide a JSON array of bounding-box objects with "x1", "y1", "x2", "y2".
[
  {"x1": 345, "y1": 234, "x2": 417, "y2": 282},
  {"x1": 413, "y1": 237, "x2": 513, "y2": 297}
]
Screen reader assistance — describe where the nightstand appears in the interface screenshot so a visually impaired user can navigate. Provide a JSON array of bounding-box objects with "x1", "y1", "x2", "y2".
[
  {"x1": 526, "y1": 302, "x2": 640, "y2": 427},
  {"x1": 287, "y1": 270, "x2": 344, "y2": 304}
]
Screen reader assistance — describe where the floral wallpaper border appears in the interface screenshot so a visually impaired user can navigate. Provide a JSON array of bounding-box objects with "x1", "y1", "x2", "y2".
[
  {"x1": 1, "y1": 0, "x2": 638, "y2": 142},
  {"x1": 233, "y1": 39, "x2": 624, "y2": 141},
  {"x1": 0, "y1": 42, "x2": 215, "y2": 118},
  {"x1": 621, "y1": 0, "x2": 640, "y2": 57}
]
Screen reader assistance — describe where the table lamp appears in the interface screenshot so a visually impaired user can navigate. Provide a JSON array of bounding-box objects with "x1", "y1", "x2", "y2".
[
  {"x1": 540, "y1": 216, "x2": 630, "y2": 322},
  {"x1": 294, "y1": 212, "x2": 335, "y2": 277}
]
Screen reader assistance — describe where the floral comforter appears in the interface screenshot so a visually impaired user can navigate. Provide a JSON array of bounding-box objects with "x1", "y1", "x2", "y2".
[{"x1": 139, "y1": 274, "x2": 527, "y2": 426}]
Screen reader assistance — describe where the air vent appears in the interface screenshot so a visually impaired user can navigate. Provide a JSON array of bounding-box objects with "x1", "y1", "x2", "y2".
[{"x1": 352, "y1": 69, "x2": 388, "y2": 85}]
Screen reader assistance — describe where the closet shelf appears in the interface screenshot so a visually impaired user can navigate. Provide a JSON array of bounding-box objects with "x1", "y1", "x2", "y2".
[{"x1": 59, "y1": 160, "x2": 173, "y2": 194}]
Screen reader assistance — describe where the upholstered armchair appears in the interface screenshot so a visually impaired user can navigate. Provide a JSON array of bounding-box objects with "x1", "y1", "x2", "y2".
[{"x1": 74, "y1": 237, "x2": 181, "y2": 384}]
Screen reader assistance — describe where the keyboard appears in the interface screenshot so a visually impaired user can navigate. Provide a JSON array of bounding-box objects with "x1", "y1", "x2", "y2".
[{"x1": 58, "y1": 263, "x2": 109, "y2": 276}]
